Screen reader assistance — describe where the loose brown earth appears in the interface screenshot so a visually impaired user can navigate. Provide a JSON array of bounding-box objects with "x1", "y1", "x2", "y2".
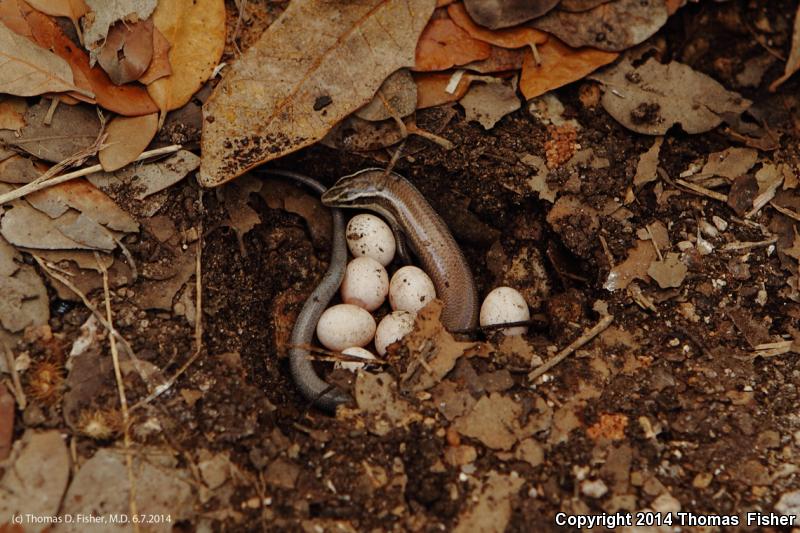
[{"x1": 14, "y1": 1, "x2": 800, "y2": 531}]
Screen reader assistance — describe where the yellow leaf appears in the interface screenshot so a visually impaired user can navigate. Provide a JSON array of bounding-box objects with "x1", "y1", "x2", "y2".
[{"x1": 147, "y1": 0, "x2": 226, "y2": 114}]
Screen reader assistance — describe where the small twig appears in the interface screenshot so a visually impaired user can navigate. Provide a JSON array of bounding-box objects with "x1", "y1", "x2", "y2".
[
  {"x1": 0, "y1": 144, "x2": 182, "y2": 206},
  {"x1": 33, "y1": 255, "x2": 158, "y2": 392},
  {"x1": 194, "y1": 205, "x2": 204, "y2": 357},
  {"x1": 770, "y1": 201, "x2": 800, "y2": 222},
  {"x1": 528, "y1": 314, "x2": 614, "y2": 381},
  {"x1": 1, "y1": 344, "x2": 26, "y2": 410},
  {"x1": 646, "y1": 223, "x2": 663, "y2": 261},
  {"x1": 529, "y1": 42, "x2": 542, "y2": 65},
  {"x1": 675, "y1": 179, "x2": 728, "y2": 202},
  {"x1": 44, "y1": 97, "x2": 59, "y2": 125},
  {"x1": 97, "y1": 253, "x2": 139, "y2": 533},
  {"x1": 599, "y1": 234, "x2": 615, "y2": 268},
  {"x1": 721, "y1": 237, "x2": 778, "y2": 251}
]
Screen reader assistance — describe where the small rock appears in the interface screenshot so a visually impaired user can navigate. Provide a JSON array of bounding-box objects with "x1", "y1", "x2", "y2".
[
  {"x1": 692, "y1": 472, "x2": 713, "y2": 489},
  {"x1": 712, "y1": 216, "x2": 728, "y2": 231},
  {"x1": 581, "y1": 479, "x2": 608, "y2": 498},
  {"x1": 651, "y1": 492, "x2": 681, "y2": 513},
  {"x1": 444, "y1": 445, "x2": 477, "y2": 467},
  {"x1": 775, "y1": 490, "x2": 800, "y2": 523}
]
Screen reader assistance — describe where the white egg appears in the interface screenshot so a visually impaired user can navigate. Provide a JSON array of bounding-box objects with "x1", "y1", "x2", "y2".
[
  {"x1": 335, "y1": 347, "x2": 377, "y2": 372},
  {"x1": 316, "y1": 304, "x2": 376, "y2": 351},
  {"x1": 346, "y1": 214, "x2": 396, "y2": 266},
  {"x1": 389, "y1": 266, "x2": 436, "y2": 314},
  {"x1": 374, "y1": 310, "x2": 415, "y2": 356},
  {"x1": 479, "y1": 286, "x2": 530, "y2": 336},
  {"x1": 340, "y1": 257, "x2": 389, "y2": 311}
]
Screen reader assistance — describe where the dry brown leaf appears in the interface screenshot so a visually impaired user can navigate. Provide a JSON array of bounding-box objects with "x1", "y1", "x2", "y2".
[
  {"x1": 591, "y1": 57, "x2": 751, "y2": 135},
  {"x1": 200, "y1": 0, "x2": 435, "y2": 187},
  {"x1": 0, "y1": 155, "x2": 40, "y2": 184},
  {"x1": 0, "y1": 95, "x2": 25, "y2": 131},
  {"x1": 463, "y1": 0, "x2": 560, "y2": 30},
  {"x1": 82, "y1": 0, "x2": 157, "y2": 49},
  {"x1": 520, "y1": 38, "x2": 617, "y2": 99},
  {"x1": 96, "y1": 19, "x2": 154, "y2": 85},
  {"x1": 633, "y1": 137, "x2": 663, "y2": 188},
  {"x1": 355, "y1": 69, "x2": 417, "y2": 122},
  {"x1": 99, "y1": 113, "x2": 158, "y2": 172},
  {"x1": 0, "y1": 0, "x2": 31, "y2": 38},
  {"x1": 1, "y1": 198, "x2": 89, "y2": 249},
  {"x1": 460, "y1": 78, "x2": 520, "y2": 129},
  {"x1": 26, "y1": 179, "x2": 139, "y2": 232},
  {"x1": 701, "y1": 147, "x2": 758, "y2": 179},
  {"x1": 0, "y1": 98, "x2": 101, "y2": 163},
  {"x1": 17, "y1": 4, "x2": 159, "y2": 116},
  {"x1": 0, "y1": 234, "x2": 48, "y2": 333},
  {"x1": 414, "y1": 18, "x2": 491, "y2": 71},
  {"x1": 452, "y1": 392, "x2": 548, "y2": 450},
  {"x1": 447, "y1": 3, "x2": 548, "y2": 49},
  {"x1": 147, "y1": 0, "x2": 225, "y2": 113},
  {"x1": 321, "y1": 115, "x2": 407, "y2": 153},
  {"x1": 354, "y1": 372, "x2": 423, "y2": 437},
  {"x1": 453, "y1": 471, "x2": 525, "y2": 533},
  {"x1": 604, "y1": 239, "x2": 656, "y2": 291},
  {"x1": 88, "y1": 149, "x2": 200, "y2": 201},
  {"x1": 414, "y1": 71, "x2": 476, "y2": 109},
  {"x1": 25, "y1": 0, "x2": 87, "y2": 34},
  {"x1": 0, "y1": 431, "x2": 69, "y2": 521},
  {"x1": 770, "y1": 3, "x2": 800, "y2": 91},
  {"x1": 532, "y1": 0, "x2": 668, "y2": 52},
  {"x1": 0, "y1": 22, "x2": 86, "y2": 97},
  {"x1": 647, "y1": 252, "x2": 687, "y2": 289},
  {"x1": 400, "y1": 300, "x2": 476, "y2": 392},
  {"x1": 138, "y1": 27, "x2": 171, "y2": 85}
]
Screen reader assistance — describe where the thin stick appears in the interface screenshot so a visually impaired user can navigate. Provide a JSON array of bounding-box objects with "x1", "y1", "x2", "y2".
[
  {"x1": 0, "y1": 144, "x2": 182, "y2": 206},
  {"x1": 528, "y1": 314, "x2": 614, "y2": 381},
  {"x1": 97, "y1": 253, "x2": 139, "y2": 533},
  {"x1": 675, "y1": 179, "x2": 728, "y2": 202},
  {"x1": 1, "y1": 344, "x2": 26, "y2": 410},
  {"x1": 770, "y1": 202, "x2": 800, "y2": 222},
  {"x1": 721, "y1": 237, "x2": 777, "y2": 251},
  {"x1": 32, "y1": 255, "x2": 158, "y2": 392},
  {"x1": 193, "y1": 206, "x2": 204, "y2": 357}
]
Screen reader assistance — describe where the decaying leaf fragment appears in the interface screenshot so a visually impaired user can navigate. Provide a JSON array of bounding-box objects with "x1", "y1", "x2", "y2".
[
  {"x1": 647, "y1": 252, "x2": 687, "y2": 289},
  {"x1": 82, "y1": 0, "x2": 158, "y2": 49},
  {"x1": 147, "y1": 0, "x2": 226, "y2": 113},
  {"x1": 532, "y1": 0, "x2": 668, "y2": 52},
  {"x1": 592, "y1": 57, "x2": 751, "y2": 135},
  {"x1": 354, "y1": 372, "x2": 422, "y2": 436},
  {"x1": 199, "y1": 0, "x2": 435, "y2": 187},
  {"x1": 463, "y1": 0, "x2": 560, "y2": 30},
  {"x1": 460, "y1": 77, "x2": 520, "y2": 129},
  {"x1": 519, "y1": 38, "x2": 617, "y2": 99},
  {"x1": 604, "y1": 239, "x2": 656, "y2": 291},
  {"x1": 453, "y1": 471, "x2": 525, "y2": 533}
]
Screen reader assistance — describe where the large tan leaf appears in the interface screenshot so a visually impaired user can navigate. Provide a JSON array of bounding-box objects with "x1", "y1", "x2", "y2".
[
  {"x1": 147, "y1": 0, "x2": 225, "y2": 114},
  {"x1": 0, "y1": 22, "x2": 85, "y2": 96},
  {"x1": 199, "y1": 0, "x2": 436, "y2": 187}
]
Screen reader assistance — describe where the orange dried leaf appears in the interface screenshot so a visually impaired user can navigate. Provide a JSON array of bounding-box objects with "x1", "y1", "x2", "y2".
[
  {"x1": 20, "y1": 5, "x2": 159, "y2": 116},
  {"x1": 414, "y1": 71, "x2": 475, "y2": 108},
  {"x1": 98, "y1": 113, "x2": 158, "y2": 172},
  {"x1": 414, "y1": 18, "x2": 491, "y2": 71},
  {"x1": 463, "y1": 45, "x2": 526, "y2": 73},
  {"x1": 447, "y1": 3, "x2": 547, "y2": 49},
  {"x1": 519, "y1": 37, "x2": 617, "y2": 100},
  {"x1": 24, "y1": 0, "x2": 87, "y2": 33}
]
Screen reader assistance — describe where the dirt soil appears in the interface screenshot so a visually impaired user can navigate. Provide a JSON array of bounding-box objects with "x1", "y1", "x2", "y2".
[{"x1": 11, "y1": 0, "x2": 800, "y2": 531}]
